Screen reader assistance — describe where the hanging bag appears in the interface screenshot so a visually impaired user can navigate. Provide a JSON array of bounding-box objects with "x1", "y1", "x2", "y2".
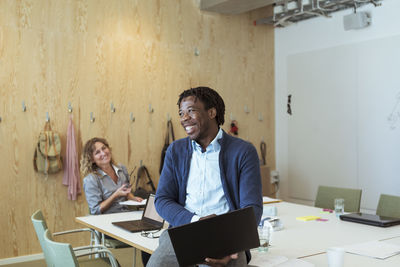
[
  {"x1": 159, "y1": 120, "x2": 175, "y2": 174},
  {"x1": 33, "y1": 122, "x2": 63, "y2": 174},
  {"x1": 133, "y1": 165, "x2": 156, "y2": 199}
]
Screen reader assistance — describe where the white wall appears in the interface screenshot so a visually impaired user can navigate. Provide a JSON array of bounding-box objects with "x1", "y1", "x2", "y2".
[{"x1": 275, "y1": 0, "x2": 400, "y2": 209}]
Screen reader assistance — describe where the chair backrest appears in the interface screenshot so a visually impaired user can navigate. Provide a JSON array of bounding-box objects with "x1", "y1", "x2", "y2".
[
  {"x1": 43, "y1": 229, "x2": 79, "y2": 267},
  {"x1": 314, "y1": 186, "x2": 362, "y2": 212},
  {"x1": 31, "y1": 210, "x2": 52, "y2": 266},
  {"x1": 376, "y1": 194, "x2": 400, "y2": 218}
]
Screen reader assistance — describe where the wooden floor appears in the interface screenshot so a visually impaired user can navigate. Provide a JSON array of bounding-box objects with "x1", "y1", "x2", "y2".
[{"x1": 3, "y1": 247, "x2": 144, "y2": 267}]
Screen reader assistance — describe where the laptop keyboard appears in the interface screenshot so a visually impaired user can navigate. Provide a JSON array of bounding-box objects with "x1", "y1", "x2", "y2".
[{"x1": 134, "y1": 220, "x2": 157, "y2": 228}]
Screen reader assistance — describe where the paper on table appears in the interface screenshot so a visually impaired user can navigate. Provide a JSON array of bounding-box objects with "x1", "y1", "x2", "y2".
[
  {"x1": 119, "y1": 199, "x2": 147, "y2": 206},
  {"x1": 249, "y1": 251, "x2": 314, "y2": 267},
  {"x1": 343, "y1": 240, "x2": 400, "y2": 259},
  {"x1": 263, "y1": 196, "x2": 282, "y2": 204},
  {"x1": 249, "y1": 251, "x2": 288, "y2": 266},
  {"x1": 275, "y1": 259, "x2": 315, "y2": 267}
]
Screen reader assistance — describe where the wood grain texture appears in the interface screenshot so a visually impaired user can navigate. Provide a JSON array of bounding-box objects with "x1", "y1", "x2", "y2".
[{"x1": 0, "y1": 0, "x2": 274, "y2": 258}]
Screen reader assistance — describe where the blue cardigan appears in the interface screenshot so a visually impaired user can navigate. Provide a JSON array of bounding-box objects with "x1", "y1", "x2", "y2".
[{"x1": 155, "y1": 130, "x2": 263, "y2": 227}]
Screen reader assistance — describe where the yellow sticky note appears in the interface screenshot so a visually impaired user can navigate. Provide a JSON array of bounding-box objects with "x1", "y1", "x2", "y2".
[{"x1": 296, "y1": 216, "x2": 320, "y2": 221}]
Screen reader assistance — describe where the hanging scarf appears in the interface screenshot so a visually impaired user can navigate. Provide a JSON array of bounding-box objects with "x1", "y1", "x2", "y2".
[{"x1": 62, "y1": 116, "x2": 81, "y2": 200}]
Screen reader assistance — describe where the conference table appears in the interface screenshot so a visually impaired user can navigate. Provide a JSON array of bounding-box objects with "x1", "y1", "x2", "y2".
[{"x1": 75, "y1": 201, "x2": 400, "y2": 266}]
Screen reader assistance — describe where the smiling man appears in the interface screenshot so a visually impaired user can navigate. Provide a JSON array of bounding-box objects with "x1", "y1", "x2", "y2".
[{"x1": 147, "y1": 87, "x2": 262, "y2": 267}]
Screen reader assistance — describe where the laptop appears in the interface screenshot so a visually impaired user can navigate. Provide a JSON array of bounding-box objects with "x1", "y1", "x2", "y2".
[
  {"x1": 112, "y1": 194, "x2": 164, "y2": 232},
  {"x1": 168, "y1": 207, "x2": 260, "y2": 267},
  {"x1": 340, "y1": 213, "x2": 400, "y2": 227}
]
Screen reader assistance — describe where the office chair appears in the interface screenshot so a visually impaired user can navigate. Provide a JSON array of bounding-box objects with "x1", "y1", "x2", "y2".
[
  {"x1": 376, "y1": 194, "x2": 400, "y2": 218},
  {"x1": 43, "y1": 229, "x2": 118, "y2": 267},
  {"x1": 314, "y1": 185, "x2": 362, "y2": 212},
  {"x1": 31, "y1": 210, "x2": 101, "y2": 266}
]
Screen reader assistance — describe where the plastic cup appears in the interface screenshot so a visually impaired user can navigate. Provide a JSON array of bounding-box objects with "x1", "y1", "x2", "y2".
[{"x1": 327, "y1": 247, "x2": 344, "y2": 267}]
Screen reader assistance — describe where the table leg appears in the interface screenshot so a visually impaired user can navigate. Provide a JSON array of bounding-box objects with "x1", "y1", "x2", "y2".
[{"x1": 132, "y1": 247, "x2": 136, "y2": 267}]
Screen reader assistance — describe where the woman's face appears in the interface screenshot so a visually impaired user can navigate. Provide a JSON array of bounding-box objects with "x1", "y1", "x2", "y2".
[{"x1": 92, "y1": 142, "x2": 111, "y2": 169}]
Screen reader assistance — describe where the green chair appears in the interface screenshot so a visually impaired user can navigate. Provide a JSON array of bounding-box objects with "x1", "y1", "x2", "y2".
[
  {"x1": 88, "y1": 208, "x2": 148, "y2": 265},
  {"x1": 31, "y1": 210, "x2": 101, "y2": 266},
  {"x1": 43, "y1": 229, "x2": 118, "y2": 267},
  {"x1": 376, "y1": 194, "x2": 400, "y2": 218},
  {"x1": 314, "y1": 186, "x2": 362, "y2": 212}
]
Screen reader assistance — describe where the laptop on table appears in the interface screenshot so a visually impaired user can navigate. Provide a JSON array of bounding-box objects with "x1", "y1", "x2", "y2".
[
  {"x1": 340, "y1": 213, "x2": 400, "y2": 227},
  {"x1": 168, "y1": 206, "x2": 260, "y2": 267},
  {"x1": 112, "y1": 194, "x2": 164, "y2": 232}
]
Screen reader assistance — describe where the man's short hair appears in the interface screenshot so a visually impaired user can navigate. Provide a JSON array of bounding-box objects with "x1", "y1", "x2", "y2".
[{"x1": 177, "y1": 86, "x2": 225, "y2": 126}]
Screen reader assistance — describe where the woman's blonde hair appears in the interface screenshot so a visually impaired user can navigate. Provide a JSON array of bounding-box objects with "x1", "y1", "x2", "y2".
[{"x1": 80, "y1": 137, "x2": 116, "y2": 177}]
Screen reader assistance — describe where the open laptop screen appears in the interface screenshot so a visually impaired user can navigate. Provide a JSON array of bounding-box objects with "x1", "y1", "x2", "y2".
[{"x1": 143, "y1": 194, "x2": 164, "y2": 224}]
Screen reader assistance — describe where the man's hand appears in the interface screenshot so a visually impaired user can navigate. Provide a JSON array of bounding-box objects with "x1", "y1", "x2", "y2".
[
  {"x1": 204, "y1": 253, "x2": 238, "y2": 267},
  {"x1": 199, "y1": 214, "x2": 217, "y2": 220}
]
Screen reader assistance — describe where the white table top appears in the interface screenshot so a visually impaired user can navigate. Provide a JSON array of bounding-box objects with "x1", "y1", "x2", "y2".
[
  {"x1": 303, "y1": 237, "x2": 400, "y2": 267},
  {"x1": 250, "y1": 201, "x2": 400, "y2": 266},
  {"x1": 76, "y1": 201, "x2": 400, "y2": 266},
  {"x1": 267, "y1": 202, "x2": 400, "y2": 257},
  {"x1": 75, "y1": 211, "x2": 163, "y2": 254}
]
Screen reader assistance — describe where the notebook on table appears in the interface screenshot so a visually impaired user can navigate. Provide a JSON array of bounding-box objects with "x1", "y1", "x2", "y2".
[
  {"x1": 112, "y1": 194, "x2": 164, "y2": 232},
  {"x1": 340, "y1": 213, "x2": 400, "y2": 227},
  {"x1": 168, "y1": 206, "x2": 260, "y2": 267}
]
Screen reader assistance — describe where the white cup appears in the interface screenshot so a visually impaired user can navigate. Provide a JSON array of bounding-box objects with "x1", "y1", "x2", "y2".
[{"x1": 327, "y1": 247, "x2": 345, "y2": 267}]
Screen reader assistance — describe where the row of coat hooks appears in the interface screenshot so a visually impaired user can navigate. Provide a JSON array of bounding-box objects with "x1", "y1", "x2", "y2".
[
  {"x1": 230, "y1": 107, "x2": 265, "y2": 122},
  {"x1": 0, "y1": 102, "x2": 263, "y2": 123},
  {"x1": 0, "y1": 101, "x2": 169, "y2": 123}
]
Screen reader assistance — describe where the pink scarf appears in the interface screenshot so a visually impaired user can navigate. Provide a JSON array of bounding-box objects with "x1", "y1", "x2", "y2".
[{"x1": 63, "y1": 116, "x2": 81, "y2": 200}]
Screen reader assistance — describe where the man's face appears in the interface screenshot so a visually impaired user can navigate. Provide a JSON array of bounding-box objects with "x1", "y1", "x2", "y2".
[{"x1": 179, "y1": 96, "x2": 215, "y2": 142}]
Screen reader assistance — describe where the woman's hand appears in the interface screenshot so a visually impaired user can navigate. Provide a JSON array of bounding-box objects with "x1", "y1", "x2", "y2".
[
  {"x1": 133, "y1": 196, "x2": 144, "y2": 202},
  {"x1": 115, "y1": 184, "x2": 132, "y2": 197}
]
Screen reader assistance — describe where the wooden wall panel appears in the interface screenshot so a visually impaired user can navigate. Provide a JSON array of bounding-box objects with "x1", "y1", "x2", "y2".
[{"x1": 0, "y1": 0, "x2": 274, "y2": 258}]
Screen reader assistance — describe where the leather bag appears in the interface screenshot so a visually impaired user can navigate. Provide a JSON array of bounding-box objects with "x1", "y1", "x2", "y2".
[
  {"x1": 133, "y1": 165, "x2": 156, "y2": 199},
  {"x1": 159, "y1": 120, "x2": 175, "y2": 174}
]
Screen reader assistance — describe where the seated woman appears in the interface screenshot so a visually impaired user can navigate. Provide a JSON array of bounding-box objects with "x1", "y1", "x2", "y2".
[
  {"x1": 81, "y1": 137, "x2": 150, "y2": 264},
  {"x1": 81, "y1": 137, "x2": 142, "y2": 214}
]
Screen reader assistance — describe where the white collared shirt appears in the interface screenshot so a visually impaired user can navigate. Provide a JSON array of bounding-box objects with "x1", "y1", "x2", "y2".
[{"x1": 184, "y1": 128, "x2": 230, "y2": 222}]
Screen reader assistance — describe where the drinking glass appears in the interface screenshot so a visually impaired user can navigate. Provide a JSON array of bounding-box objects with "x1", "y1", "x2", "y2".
[
  {"x1": 257, "y1": 221, "x2": 272, "y2": 252},
  {"x1": 334, "y1": 198, "x2": 345, "y2": 216}
]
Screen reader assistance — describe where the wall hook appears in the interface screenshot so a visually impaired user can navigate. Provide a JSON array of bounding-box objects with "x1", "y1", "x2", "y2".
[
  {"x1": 90, "y1": 112, "x2": 95, "y2": 123},
  {"x1": 244, "y1": 105, "x2": 250, "y2": 114},
  {"x1": 140, "y1": 160, "x2": 143, "y2": 167},
  {"x1": 110, "y1": 102, "x2": 116, "y2": 113},
  {"x1": 46, "y1": 112, "x2": 50, "y2": 122},
  {"x1": 68, "y1": 102, "x2": 73, "y2": 113},
  {"x1": 149, "y1": 104, "x2": 154, "y2": 113},
  {"x1": 230, "y1": 113, "x2": 235, "y2": 121},
  {"x1": 258, "y1": 113, "x2": 263, "y2": 121},
  {"x1": 167, "y1": 113, "x2": 171, "y2": 121},
  {"x1": 22, "y1": 101, "x2": 26, "y2": 112},
  {"x1": 130, "y1": 112, "x2": 135, "y2": 122}
]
